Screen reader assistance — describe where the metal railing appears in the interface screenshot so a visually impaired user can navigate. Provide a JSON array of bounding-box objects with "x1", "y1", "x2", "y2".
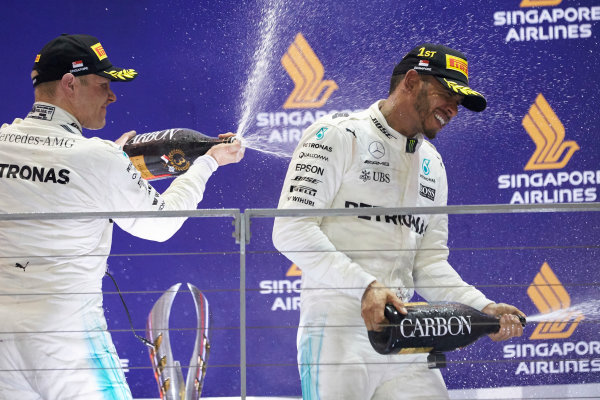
[{"x1": 1, "y1": 202, "x2": 599, "y2": 399}]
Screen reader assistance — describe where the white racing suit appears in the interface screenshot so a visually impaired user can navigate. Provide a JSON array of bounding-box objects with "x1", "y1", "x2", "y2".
[
  {"x1": 272, "y1": 101, "x2": 493, "y2": 399},
  {"x1": 0, "y1": 103, "x2": 219, "y2": 400}
]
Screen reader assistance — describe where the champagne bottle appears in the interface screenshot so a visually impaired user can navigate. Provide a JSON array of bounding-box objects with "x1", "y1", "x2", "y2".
[
  {"x1": 122, "y1": 128, "x2": 233, "y2": 181},
  {"x1": 368, "y1": 302, "x2": 526, "y2": 356}
]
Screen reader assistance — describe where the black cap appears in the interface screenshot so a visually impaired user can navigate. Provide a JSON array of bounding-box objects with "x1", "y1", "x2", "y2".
[
  {"x1": 393, "y1": 43, "x2": 486, "y2": 112},
  {"x1": 32, "y1": 34, "x2": 138, "y2": 87}
]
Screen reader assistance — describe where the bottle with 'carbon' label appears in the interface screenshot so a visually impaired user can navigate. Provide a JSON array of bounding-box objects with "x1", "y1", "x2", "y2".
[{"x1": 368, "y1": 302, "x2": 526, "y2": 356}]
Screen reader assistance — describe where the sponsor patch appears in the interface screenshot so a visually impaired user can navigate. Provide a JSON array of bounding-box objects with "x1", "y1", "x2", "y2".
[
  {"x1": 364, "y1": 160, "x2": 390, "y2": 166},
  {"x1": 368, "y1": 141, "x2": 386, "y2": 159},
  {"x1": 359, "y1": 170, "x2": 370, "y2": 182},
  {"x1": 91, "y1": 43, "x2": 108, "y2": 60},
  {"x1": 345, "y1": 200, "x2": 428, "y2": 235},
  {"x1": 28, "y1": 104, "x2": 55, "y2": 121},
  {"x1": 446, "y1": 54, "x2": 469, "y2": 78},
  {"x1": 288, "y1": 195, "x2": 314, "y2": 206},
  {"x1": 290, "y1": 185, "x2": 317, "y2": 196},
  {"x1": 332, "y1": 112, "x2": 349, "y2": 119},
  {"x1": 292, "y1": 175, "x2": 322, "y2": 185},
  {"x1": 0, "y1": 163, "x2": 70, "y2": 184},
  {"x1": 371, "y1": 116, "x2": 396, "y2": 140},
  {"x1": 315, "y1": 127, "x2": 328, "y2": 140},
  {"x1": 422, "y1": 159, "x2": 431, "y2": 175},
  {"x1": 406, "y1": 138, "x2": 418, "y2": 153},
  {"x1": 419, "y1": 183, "x2": 436, "y2": 201},
  {"x1": 299, "y1": 152, "x2": 329, "y2": 162},
  {"x1": 302, "y1": 142, "x2": 332, "y2": 152},
  {"x1": 359, "y1": 170, "x2": 390, "y2": 184},
  {"x1": 295, "y1": 163, "x2": 324, "y2": 176}
]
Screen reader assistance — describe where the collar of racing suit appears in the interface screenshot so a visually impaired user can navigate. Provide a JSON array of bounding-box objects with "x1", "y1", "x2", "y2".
[
  {"x1": 369, "y1": 100, "x2": 424, "y2": 153},
  {"x1": 26, "y1": 102, "x2": 83, "y2": 135}
]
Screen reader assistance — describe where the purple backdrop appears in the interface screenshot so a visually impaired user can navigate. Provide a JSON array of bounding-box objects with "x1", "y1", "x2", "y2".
[{"x1": 1, "y1": 0, "x2": 599, "y2": 397}]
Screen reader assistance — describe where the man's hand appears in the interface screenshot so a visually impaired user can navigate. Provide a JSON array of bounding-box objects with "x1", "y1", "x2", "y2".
[
  {"x1": 482, "y1": 303, "x2": 526, "y2": 342},
  {"x1": 361, "y1": 281, "x2": 406, "y2": 332},
  {"x1": 206, "y1": 132, "x2": 245, "y2": 166},
  {"x1": 115, "y1": 130, "x2": 136, "y2": 147}
]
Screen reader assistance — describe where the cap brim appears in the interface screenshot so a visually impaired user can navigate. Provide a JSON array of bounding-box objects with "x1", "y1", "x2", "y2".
[
  {"x1": 435, "y1": 77, "x2": 487, "y2": 112},
  {"x1": 97, "y1": 66, "x2": 138, "y2": 82}
]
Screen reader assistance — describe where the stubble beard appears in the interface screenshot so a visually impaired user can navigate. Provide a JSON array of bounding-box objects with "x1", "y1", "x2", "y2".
[{"x1": 414, "y1": 87, "x2": 438, "y2": 140}]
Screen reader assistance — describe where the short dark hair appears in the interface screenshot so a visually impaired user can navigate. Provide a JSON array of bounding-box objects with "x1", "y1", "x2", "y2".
[{"x1": 389, "y1": 73, "x2": 405, "y2": 95}]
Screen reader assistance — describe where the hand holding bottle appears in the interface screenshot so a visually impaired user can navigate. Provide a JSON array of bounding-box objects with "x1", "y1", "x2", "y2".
[
  {"x1": 115, "y1": 130, "x2": 137, "y2": 147},
  {"x1": 361, "y1": 280, "x2": 407, "y2": 332},
  {"x1": 206, "y1": 133, "x2": 245, "y2": 166},
  {"x1": 368, "y1": 301, "x2": 526, "y2": 356},
  {"x1": 481, "y1": 302, "x2": 526, "y2": 342}
]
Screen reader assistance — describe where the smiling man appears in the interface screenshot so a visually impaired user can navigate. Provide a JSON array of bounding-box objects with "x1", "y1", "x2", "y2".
[
  {"x1": 272, "y1": 44, "x2": 524, "y2": 399},
  {"x1": 0, "y1": 34, "x2": 243, "y2": 400}
]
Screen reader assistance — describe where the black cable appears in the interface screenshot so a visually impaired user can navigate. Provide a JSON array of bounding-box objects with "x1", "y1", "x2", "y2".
[{"x1": 105, "y1": 270, "x2": 155, "y2": 349}]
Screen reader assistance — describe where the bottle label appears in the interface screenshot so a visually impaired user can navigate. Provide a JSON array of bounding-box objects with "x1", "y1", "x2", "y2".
[
  {"x1": 398, "y1": 347, "x2": 433, "y2": 355},
  {"x1": 130, "y1": 155, "x2": 157, "y2": 180},
  {"x1": 128, "y1": 129, "x2": 178, "y2": 145},
  {"x1": 167, "y1": 148, "x2": 191, "y2": 172},
  {"x1": 398, "y1": 315, "x2": 473, "y2": 338}
]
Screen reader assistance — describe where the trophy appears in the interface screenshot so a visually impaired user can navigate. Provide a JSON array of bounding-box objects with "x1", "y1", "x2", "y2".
[{"x1": 146, "y1": 283, "x2": 211, "y2": 399}]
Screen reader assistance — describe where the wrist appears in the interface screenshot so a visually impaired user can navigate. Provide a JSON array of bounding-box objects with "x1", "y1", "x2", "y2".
[{"x1": 361, "y1": 279, "x2": 378, "y2": 302}]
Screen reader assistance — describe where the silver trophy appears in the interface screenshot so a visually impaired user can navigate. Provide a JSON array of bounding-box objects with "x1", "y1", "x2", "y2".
[{"x1": 146, "y1": 283, "x2": 211, "y2": 399}]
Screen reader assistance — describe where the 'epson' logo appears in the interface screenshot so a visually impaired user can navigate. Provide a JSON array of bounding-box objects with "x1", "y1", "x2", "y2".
[
  {"x1": 397, "y1": 316, "x2": 472, "y2": 338},
  {"x1": 303, "y1": 142, "x2": 333, "y2": 152},
  {"x1": 419, "y1": 183, "x2": 436, "y2": 201},
  {"x1": 295, "y1": 163, "x2": 324, "y2": 176},
  {"x1": 129, "y1": 129, "x2": 177, "y2": 144},
  {"x1": 0, "y1": 163, "x2": 70, "y2": 184}
]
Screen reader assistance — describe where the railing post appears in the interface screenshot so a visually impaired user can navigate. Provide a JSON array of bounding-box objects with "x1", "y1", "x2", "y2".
[{"x1": 239, "y1": 212, "x2": 247, "y2": 399}]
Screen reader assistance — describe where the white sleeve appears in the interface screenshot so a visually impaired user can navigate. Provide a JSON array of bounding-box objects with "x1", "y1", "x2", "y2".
[
  {"x1": 272, "y1": 123, "x2": 377, "y2": 300},
  {"x1": 412, "y1": 163, "x2": 493, "y2": 311},
  {"x1": 99, "y1": 143, "x2": 217, "y2": 242}
]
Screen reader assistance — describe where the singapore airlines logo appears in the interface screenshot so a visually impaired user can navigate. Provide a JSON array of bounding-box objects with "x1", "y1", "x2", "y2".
[
  {"x1": 523, "y1": 93, "x2": 579, "y2": 171},
  {"x1": 287, "y1": 263, "x2": 302, "y2": 276},
  {"x1": 527, "y1": 262, "x2": 584, "y2": 340},
  {"x1": 520, "y1": 0, "x2": 562, "y2": 7},
  {"x1": 281, "y1": 33, "x2": 338, "y2": 109}
]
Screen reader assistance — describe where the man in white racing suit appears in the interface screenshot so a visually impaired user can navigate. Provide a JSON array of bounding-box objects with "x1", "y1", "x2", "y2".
[
  {"x1": 272, "y1": 44, "x2": 524, "y2": 399},
  {"x1": 0, "y1": 34, "x2": 244, "y2": 400}
]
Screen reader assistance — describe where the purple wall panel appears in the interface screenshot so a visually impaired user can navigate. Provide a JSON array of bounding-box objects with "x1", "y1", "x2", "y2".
[{"x1": 2, "y1": 0, "x2": 599, "y2": 397}]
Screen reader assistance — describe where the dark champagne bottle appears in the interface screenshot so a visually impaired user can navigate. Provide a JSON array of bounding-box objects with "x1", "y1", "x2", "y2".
[
  {"x1": 122, "y1": 128, "x2": 233, "y2": 181},
  {"x1": 368, "y1": 302, "x2": 526, "y2": 355}
]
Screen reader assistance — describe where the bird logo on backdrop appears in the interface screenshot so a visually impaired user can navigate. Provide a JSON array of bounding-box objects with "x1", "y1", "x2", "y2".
[
  {"x1": 281, "y1": 33, "x2": 338, "y2": 109},
  {"x1": 523, "y1": 93, "x2": 579, "y2": 171}
]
